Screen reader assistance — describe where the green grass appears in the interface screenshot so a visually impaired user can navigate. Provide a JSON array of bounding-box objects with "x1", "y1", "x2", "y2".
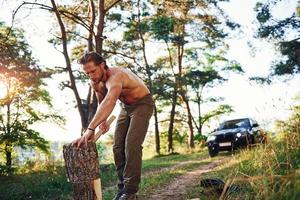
[
  {"x1": 0, "y1": 165, "x2": 72, "y2": 200},
  {"x1": 184, "y1": 133, "x2": 300, "y2": 200},
  {"x1": 142, "y1": 149, "x2": 208, "y2": 171},
  {"x1": 2, "y1": 135, "x2": 299, "y2": 200},
  {"x1": 0, "y1": 149, "x2": 208, "y2": 200}
]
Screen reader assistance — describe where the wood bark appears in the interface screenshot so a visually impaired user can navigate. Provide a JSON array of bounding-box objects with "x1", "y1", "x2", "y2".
[
  {"x1": 95, "y1": 0, "x2": 105, "y2": 54},
  {"x1": 5, "y1": 148, "x2": 12, "y2": 167},
  {"x1": 177, "y1": 29, "x2": 195, "y2": 148},
  {"x1": 181, "y1": 93, "x2": 194, "y2": 148},
  {"x1": 63, "y1": 141, "x2": 101, "y2": 200},
  {"x1": 168, "y1": 86, "x2": 177, "y2": 153}
]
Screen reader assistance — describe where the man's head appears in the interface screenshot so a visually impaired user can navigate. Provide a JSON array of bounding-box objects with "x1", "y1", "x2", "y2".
[{"x1": 79, "y1": 52, "x2": 108, "y2": 83}]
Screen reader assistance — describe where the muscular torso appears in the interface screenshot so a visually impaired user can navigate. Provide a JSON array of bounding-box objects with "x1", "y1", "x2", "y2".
[{"x1": 91, "y1": 67, "x2": 150, "y2": 104}]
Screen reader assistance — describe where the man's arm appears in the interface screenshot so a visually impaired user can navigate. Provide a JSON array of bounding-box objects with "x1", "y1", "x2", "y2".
[{"x1": 88, "y1": 74, "x2": 122, "y2": 129}]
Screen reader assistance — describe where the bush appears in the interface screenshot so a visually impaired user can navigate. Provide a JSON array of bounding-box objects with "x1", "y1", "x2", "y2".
[{"x1": 0, "y1": 165, "x2": 17, "y2": 176}]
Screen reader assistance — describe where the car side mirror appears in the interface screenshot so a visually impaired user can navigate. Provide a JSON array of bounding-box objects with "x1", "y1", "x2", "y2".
[{"x1": 252, "y1": 123, "x2": 258, "y2": 128}]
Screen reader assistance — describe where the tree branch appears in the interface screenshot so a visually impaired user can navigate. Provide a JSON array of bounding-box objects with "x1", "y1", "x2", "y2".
[
  {"x1": 13, "y1": 1, "x2": 91, "y2": 34},
  {"x1": 59, "y1": 10, "x2": 91, "y2": 31},
  {"x1": 191, "y1": 114, "x2": 200, "y2": 132},
  {"x1": 105, "y1": 0, "x2": 122, "y2": 13},
  {"x1": 103, "y1": 49, "x2": 136, "y2": 60},
  {"x1": 11, "y1": 97, "x2": 21, "y2": 129},
  {"x1": 10, "y1": 2, "x2": 52, "y2": 36},
  {"x1": 61, "y1": 82, "x2": 73, "y2": 90},
  {"x1": 166, "y1": 42, "x2": 175, "y2": 75},
  {"x1": 66, "y1": 31, "x2": 89, "y2": 40}
]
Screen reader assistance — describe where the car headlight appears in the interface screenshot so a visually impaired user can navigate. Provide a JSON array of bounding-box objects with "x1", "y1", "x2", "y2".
[
  {"x1": 236, "y1": 133, "x2": 242, "y2": 137},
  {"x1": 207, "y1": 135, "x2": 216, "y2": 142}
]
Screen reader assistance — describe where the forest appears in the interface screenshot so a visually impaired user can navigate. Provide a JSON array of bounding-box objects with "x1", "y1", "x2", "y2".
[{"x1": 0, "y1": 0, "x2": 299, "y2": 200}]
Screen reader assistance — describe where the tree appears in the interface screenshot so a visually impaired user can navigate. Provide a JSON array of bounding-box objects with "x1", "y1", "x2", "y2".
[
  {"x1": 183, "y1": 52, "x2": 241, "y2": 135},
  {"x1": 49, "y1": 0, "x2": 122, "y2": 131},
  {"x1": 149, "y1": 0, "x2": 241, "y2": 150},
  {"x1": 0, "y1": 22, "x2": 64, "y2": 167},
  {"x1": 102, "y1": 0, "x2": 162, "y2": 154},
  {"x1": 254, "y1": 0, "x2": 300, "y2": 76},
  {"x1": 13, "y1": 0, "x2": 122, "y2": 132}
]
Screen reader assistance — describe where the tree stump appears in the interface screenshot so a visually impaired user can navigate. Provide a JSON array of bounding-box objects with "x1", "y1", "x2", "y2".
[{"x1": 63, "y1": 141, "x2": 101, "y2": 200}]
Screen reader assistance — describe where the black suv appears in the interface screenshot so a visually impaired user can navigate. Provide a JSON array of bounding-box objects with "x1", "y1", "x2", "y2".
[{"x1": 207, "y1": 118, "x2": 264, "y2": 157}]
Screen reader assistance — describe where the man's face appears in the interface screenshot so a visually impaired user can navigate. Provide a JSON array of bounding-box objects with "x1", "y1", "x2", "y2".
[{"x1": 83, "y1": 61, "x2": 103, "y2": 83}]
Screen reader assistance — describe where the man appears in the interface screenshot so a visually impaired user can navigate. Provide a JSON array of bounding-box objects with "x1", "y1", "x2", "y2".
[{"x1": 72, "y1": 52, "x2": 154, "y2": 200}]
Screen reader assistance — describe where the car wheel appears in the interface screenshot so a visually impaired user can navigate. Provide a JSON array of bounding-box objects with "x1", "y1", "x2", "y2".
[{"x1": 208, "y1": 145, "x2": 219, "y2": 157}]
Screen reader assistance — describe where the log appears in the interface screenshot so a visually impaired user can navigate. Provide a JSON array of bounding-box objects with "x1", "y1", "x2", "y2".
[
  {"x1": 63, "y1": 141, "x2": 100, "y2": 200},
  {"x1": 63, "y1": 116, "x2": 116, "y2": 200}
]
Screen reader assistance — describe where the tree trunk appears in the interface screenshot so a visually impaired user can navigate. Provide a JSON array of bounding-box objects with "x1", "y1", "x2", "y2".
[
  {"x1": 88, "y1": 90, "x2": 98, "y2": 127},
  {"x1": 88, "y1": 0, "x2": 96, "y2": 52},
  {"x1": 181, "y1": 94, "x2": 194, "y2": 148},
  {"x1": 153, "y1": 105, "x2": 160, "y2": 154},
  {"x1": 168, "y1": 86, "x2": 177, "y2": 153},
  {"x1": 51, "y1": 0, "x2": 87, "y2": 132},
  {"x1": 81, "y1": 0, "x2": 98, "y2": 131},
  {"x1": 83, "y1": 86, "x2": 98, "y2": 131},
  {"x1": 95, "y1": 0, "x2": 105, "y2": 54},
  {"x1": 137, "y1": 0, "x2": 160, "y2": 154},
  {"x1": 176, "y1": 32, "x2": 195, "y2": 148},
  {"x1": 5, "y1": 148, "x2": 12, "y2": 167},
  {"x1": 6, "y1": 103, "x2": 12, "y2": 167},
  {"x1": 196, "y1": 91, "x2": 202, "y2": 134}
]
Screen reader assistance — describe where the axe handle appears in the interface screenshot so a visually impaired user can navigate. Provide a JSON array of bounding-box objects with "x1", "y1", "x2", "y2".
[
  {"x1": 93, "y1": 115, "x2": 116, "y2": 142},
  {"x1": 92, "y1": 115, "x2": 115, "y2": 200},
  {"x1": 94, "y1": 178, "x2": 102, "y2": 200}
]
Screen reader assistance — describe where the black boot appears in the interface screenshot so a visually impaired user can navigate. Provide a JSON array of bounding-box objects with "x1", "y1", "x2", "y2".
[{"x1": 119, "y1": 193, "x2": 137, "y2": 200}]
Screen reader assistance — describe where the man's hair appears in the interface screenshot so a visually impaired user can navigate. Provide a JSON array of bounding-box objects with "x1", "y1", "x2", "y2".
[{"x1": 79, "y1": 51, "x2": 108, "y2": 69}]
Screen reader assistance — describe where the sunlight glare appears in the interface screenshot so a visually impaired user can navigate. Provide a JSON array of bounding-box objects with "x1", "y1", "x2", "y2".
[{"x1": 0, "y1": 81, "x2": 7, "y2": 99}]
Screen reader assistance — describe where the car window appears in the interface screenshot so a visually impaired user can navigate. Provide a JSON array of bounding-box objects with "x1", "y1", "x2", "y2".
[
  {"x1": 218, "y1": 119, "x2": 250, "y2": 130},
  {"x1": 249, "y1": 118, "x2": 259, "y2": 127}
]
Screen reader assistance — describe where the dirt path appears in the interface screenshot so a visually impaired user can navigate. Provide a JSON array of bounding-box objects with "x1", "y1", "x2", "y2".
[
  {"x1": 139, "y1": 157, "x2": 229, "y2": 200},
  {"x1": 142, "y1": 158, "x2": 209, "y2": 177},
  {"x1": 103, "y1": 157, "x2": 210, "y2": 194}
]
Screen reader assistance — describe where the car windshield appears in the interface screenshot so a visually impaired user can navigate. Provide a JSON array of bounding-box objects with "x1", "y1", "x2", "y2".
[{"x1": 218, "y1": 119, "x2": 250, "y2": 130}]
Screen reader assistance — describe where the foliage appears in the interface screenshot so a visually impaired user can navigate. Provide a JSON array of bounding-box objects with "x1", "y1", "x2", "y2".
[
  {"x1": 194, "y1": 133, "x2": 207, "y2": 143},
  {"x1": 96, "y1": 142, "x2": 109, "y2": 162},
  {"x1": 254, "y1": 0, "x2": 300, "y2": 77},
  {"x1": 0, "y1": 22, "x2": 64, "y2": 167},
  {"x1": 143, "y1": 0, "x2": 242, "y2": 149},
  {"x1": 183, "y1": 52, "x2": 238, "y2": 134},
  {"x1": 159, "y1": 130, "x2": 188, "y2": 153}
]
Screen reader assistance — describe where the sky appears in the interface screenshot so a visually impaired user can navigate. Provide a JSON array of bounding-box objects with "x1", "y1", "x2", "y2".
[{"x1": 0, "y1": 0, "x2": 299, "y2": 142}]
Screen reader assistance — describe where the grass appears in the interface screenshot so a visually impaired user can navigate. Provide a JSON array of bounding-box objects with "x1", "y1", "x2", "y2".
[
  {"x1": 0, "y1": 149, "x2": 208, "y2": 200},
  {"x1": 184, "y1": 132, "x2": 300, "y2": 200},
  {"x1": 2, "y1": 127, "x2": 299, "y2": 200},
  {"x1": 0, "y1": 165, "x2": 72, "y2": 200}
]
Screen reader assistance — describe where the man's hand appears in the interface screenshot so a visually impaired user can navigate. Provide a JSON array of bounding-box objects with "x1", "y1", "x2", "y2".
[
  {"x1": 98, "y1": 121, "x2": 110, "y2": 135},
  {"x1": 71, "y1": 129, "x2": 95, "y2": 148}
]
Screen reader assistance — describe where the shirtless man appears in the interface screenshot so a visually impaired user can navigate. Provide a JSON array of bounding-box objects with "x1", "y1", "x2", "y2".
[{"x1": 72, "y1": 52, "x2": 154, "y2": 200}]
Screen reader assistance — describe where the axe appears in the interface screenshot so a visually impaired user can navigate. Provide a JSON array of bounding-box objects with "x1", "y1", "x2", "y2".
[{"x1": 63, "y1": 115, "x2": 116, "y2": 200}]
